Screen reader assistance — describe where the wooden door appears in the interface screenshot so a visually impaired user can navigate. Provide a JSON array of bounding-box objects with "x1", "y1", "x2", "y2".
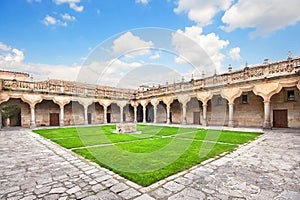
[
  {"x1": 50, "y1": 113, "x2": 59, "y2": 126},
  {"x1": 107, "y1": 113, "x2": 111, "y2": 123},
  {"x1": 273, "y1": 110, "x2": 288, "y2": 128},
  {"x1": 193, "y1": 112, "x2": 200, "y2": 124},
  {"x1": 88, "y1": 113, "x2": 92, "y2": 124}
]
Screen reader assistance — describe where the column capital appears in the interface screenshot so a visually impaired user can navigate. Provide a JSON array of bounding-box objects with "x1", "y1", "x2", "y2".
[{"x1": 177, "y1": 94, "x2": 191, "y2": 105}]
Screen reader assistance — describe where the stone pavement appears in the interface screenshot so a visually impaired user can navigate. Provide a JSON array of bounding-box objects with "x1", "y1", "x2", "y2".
[{"x1": 0, "y1": 127, "x2": 299, "y2": 200}]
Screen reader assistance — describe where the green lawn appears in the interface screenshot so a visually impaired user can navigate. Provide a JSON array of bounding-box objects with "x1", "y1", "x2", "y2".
[{"x1": 33, "y1": 125, "x2": 262, "y2": 186}]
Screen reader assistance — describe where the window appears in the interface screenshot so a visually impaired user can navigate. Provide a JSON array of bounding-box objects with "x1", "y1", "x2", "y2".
[
  {"x1": 242, "y1": 94, "x2": 248, "y2": 104},
  {"x1": 217, "y1": 97, "x2": 222, "y2": 105},
  {"x1": 287, "y1": 90, "x2": 295, "y2": 101}
]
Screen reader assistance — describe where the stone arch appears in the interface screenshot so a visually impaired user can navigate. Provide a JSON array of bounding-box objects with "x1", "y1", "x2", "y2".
[
  {"x1": 170, "y1": 99, "x2": 181, "y2": 124},
  {"x1": 35, "y1": 100, "x2": 60, "y2": 126},
  {"x1": 207, "y1": 94, "x2": 228, "y2": 126},
  {"x1": 186, "y1": 97, "x2": 202, "y2": 124},
  {"x1": 64, "y1": 101, "x2": 85, "y2": 125}
]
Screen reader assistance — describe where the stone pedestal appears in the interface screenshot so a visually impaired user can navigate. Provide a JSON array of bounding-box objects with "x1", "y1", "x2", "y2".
[{"x1": 115, "y1": 123, "x2": 137, "y2": 134}]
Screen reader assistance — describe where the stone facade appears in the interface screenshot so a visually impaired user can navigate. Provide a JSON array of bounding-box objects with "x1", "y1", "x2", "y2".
[{"x1": 0, "y1": 56, "x2": 299, "y2": 129}]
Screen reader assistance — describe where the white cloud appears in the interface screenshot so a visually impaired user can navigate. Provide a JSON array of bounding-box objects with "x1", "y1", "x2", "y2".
[
  {"x1": 229, "y1": 47, "x2": 241, "y2": 60},
  {"x1": 172, "y1": 26, "x2": 229, "y2": 74},
  {"x1": 222, "y1": 0, "x2": 300, "y2": 36},
  {"x1": 0, "y1": 42, "x2": 11, "y2": 51},
  {"x1": 174, "y1": 0, "x2": 233, "y2": 26},
  {"x1": 149, "y1": 52, "x2": 160, "y2": 60},
  {"x1": 135, "y1": 0, "x2": 150, "y2": 5},
  {"x1": 61, "y1": 13, "x2": 76, "y2": 21},
  {"x1": 54, "y1": 0, "x2": 84, "y2": 12},
  {"x1": 43, "y1": 15, "x2": 57, "y2": 26},
  {"x1": 0, "y1": 48, "x2": 25, "y2": 63},
  {"x1": 112, "y1": 32, "x2": 154, "y2": 59}
]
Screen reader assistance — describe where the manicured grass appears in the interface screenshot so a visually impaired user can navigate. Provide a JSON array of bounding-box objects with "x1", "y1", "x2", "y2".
[{"x1": 33, "y1": 125, "x2": 262, "y2": 186}]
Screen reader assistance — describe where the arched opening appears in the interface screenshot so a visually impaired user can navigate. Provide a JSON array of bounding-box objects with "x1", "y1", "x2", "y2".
[
  {"x1": 1, "y1": 98, "x2": 29, "y2": 127},
  {"x1": 88, "y1": 102, "x2": 104, "y2": 124},
  {"x1": 137, "y1": 104, "x2": 143, "y2": 122},
  {"x1": 64, "y1": 101, "x2": 84, "y2": 125},
  {"x1": 157, "y1": 101, "x2": 166, "y2": 123},
  {"x1": 234, "y1": 91, "x2": 264, "y2": 127},
  {"x1": 35, "y1": 100, "x2": 60, "y2": 126},
  {"x1": 108, "y1": 103, "x2": 120, "y2": 123},
  {"x1": 170, "y1": 100, "x2": 181, "y2": 124},
  {"x1": 270, "y1": 86, "x2": 300, "y2": 128},
  {"x1": 186, "y1": 97, "x2": 202, "y2": 124},
  {"x1": 146, "y1": 103, "x2": 154, "y2": 122},
  {"x1": 124, "y1": 104, "x2": 134, "y2": 122},
  {"x1": 207, "y1": 95, "x2": 228, "y2": 126}
]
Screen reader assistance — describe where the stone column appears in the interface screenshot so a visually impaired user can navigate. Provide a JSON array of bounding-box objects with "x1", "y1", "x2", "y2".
[
  {"x1": 120, "y1": 105, "x2": 124, "y2": 123},
  {"x1": 178, "y1": 94, "x2": 191, "y2": 125},
  {"x1": 84, "y1": 106, "x2": 88, "y2": 125},
  {"x1": 202, "y1": 104, "x2": 208, "y2": 126},
  {"x1": 151, "y1": 98, "x2": 159, "y2": 124},
  {"x1": 143, "y1": 105, "x2": 147, "y2": 123},
  {"x1": 59, "y1": 105, "x2": 64, "y2": 126},
  {"x1": 0, "y1": 110, "x2": 2, "y2": 128},
  {"x1": 30, "y1": 105, "x2": 36, "y2": 128},
  {"x1": 153, "y1": 105, "x2": 157, "y2": 123},
  {"x1": 182, "y1": 103, "x2": 187, "y2": 125},
  {"x1": 228, "y1": 103, "x2": 234, "y2": 127},
  {"x1": 263, "y1": 100, "x2": 271, "y2": 129},
  {"x1": 103, "y1": 106, "x2": 107, "y2": 124},
  {"x1": 133, "y1": 106, "x2": 137, "y2": 123},
  {"x1": 166, "y1": 104, "x2": 171, "y2": 124}
]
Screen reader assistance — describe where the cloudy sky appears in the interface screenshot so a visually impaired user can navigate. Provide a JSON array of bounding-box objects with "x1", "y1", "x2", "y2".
[{"x1": 0, "y1": 0, "x2": 299, "y2": 87}]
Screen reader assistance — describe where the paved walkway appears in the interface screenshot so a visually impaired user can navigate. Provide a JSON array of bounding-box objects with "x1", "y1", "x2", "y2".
[{"x1": 0, "y1": 127, "x2": 299, "y2": 200}]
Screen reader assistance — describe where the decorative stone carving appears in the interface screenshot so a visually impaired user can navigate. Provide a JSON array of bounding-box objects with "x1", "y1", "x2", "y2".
[
  {"x1": 53, "y1": 96, "x2": 71, "y2": 107},
  {"x1": 253, "y1": 82, "x2": 282, "y2": 101},
  {"x1": 177, "y1": 94, "x2": 191, "y2": 105},
  {"x1": 99, "y1": 99, "x2": 111, "y2": 107},
  {"x1": 221, "y1": 87, "x2": 242, "y2": 104},
  {"x1": 0, "y1": 93, "x2": 10, "y2": 104},
  {"x1": 150, "y1": 98, "x2": 160, "y2": 106},
  {"x1": 196, "y1": 91, "x2": 213, "y2": 105},
  {"x1": 21, "y1": 94, "x2": 43, "y2": 106},
  {"x1": 162, "y1": 96, "x2": 173, "y2": 106},
  {"x1": 114, "y1": 123, "x2": 138, "y2": 134}
]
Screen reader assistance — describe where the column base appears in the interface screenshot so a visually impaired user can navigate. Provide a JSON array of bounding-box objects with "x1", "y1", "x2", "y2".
[
  {"x1": 228, "y1": 120, "x2": 235, "y2": 128},
  {"x1": 263, "y1": 122, "x2": 272, "y2": 129}
]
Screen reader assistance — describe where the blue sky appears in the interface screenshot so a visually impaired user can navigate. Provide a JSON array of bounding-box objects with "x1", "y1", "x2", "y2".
[{"x1": 0, "y1": 0, "x2": 299, "y2": 87}]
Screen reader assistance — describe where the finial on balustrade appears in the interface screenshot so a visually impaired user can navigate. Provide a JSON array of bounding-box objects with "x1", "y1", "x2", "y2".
[
  {"x1": 288, "y1": 51, "x2": 292, "y2": 60},
  {"x1": 263, "y1": 58, "x2": 269, "y2": 64},
  {"x1": 202, "y1": 71, "x2": 205, "y2": 79},
  {"x1": 228, "y1": 64, "x2": 232, "y2": 73},
  {"x1": 181, "y1": 76, "x2": 185, "y2": 83}
]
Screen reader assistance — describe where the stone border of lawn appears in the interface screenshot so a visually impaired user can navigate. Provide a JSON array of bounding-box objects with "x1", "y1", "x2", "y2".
[{"x1": 28, "y1": 124, "x2": 264, "y2": 192}]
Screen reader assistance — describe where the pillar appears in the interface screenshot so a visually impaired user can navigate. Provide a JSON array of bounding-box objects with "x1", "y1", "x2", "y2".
[
  {"x1": 143, "y1": 105, "x2": 146, "y2": 123},
  {"x1": 202, "y1": 104, "x2": 208, "y2": 126},
  {"x1": 59, "y1": 105, "x2": 64, "y2": 126},
  {"x1": 153, "y1": 105, "x2": 157, "y2": 123},
  {"x1": 228, "y1": 103, "x2": 234, "y2": 127},
  {"x1": 166, "y1": 104, "x2": 171, "y2": 124},
  {"x1": 134, "y1": 106, "x2": 137, "y2": 123},
  {"x1": 103, "y1": 106, "x2": 107, "y2": 124},
  {"x1": 263, "y1": 101, "x2": 271, "y2": 129},
  {"x1": 182, "y1": 103, "x2": 187, "y2": 125},
  {"x1": 120, "y1": 105, "x2": 124, "y2": 123},
  {"x1": 30, "y1": 105, "x2": 36, "y2": 128},
  {"x1": 84, "y1": 106, "x2": 88, "y2": 125}
]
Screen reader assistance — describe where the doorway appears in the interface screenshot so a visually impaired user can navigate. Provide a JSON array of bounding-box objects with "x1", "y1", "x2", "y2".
[
  {"x1": 50, "y1": 113, "x2": 59, "y2": 126},
  {"x1": 88, "y1": 113, "x2": 92, "y2": 124},
  {"x1": 193, "y1": 112, "x2": 200, "y2": 124},
  {"x1": 273, "y1": 110, "x2": 288, "y2": 128},
  {"x1": 107, "y1": 113, "x2": 111, "y2": 123}
]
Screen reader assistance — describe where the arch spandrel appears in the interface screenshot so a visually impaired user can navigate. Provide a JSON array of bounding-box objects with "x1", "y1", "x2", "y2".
[
  {"x1": 221, "y1": 87, "x2": 242, "y2": 104},
  {"x1": 195, "y1": 91, "x2": 213, "y2": 105},
  {"x1": 253, "y1": 82, "x2": 282, "y2": 102},
  {"x1": 139, "y1": 99, "x2": 149, "y2": 107},
  {"x1": 162, "y1": 96, "x2": 174, "y2": 106},
  {"x1": 21, "y1": 94, "x2": 43, "y2": 107},
  {"x1": 0, "y1": 93, "x2": 10, "y2": 104},
  {"x1": 150, "y1": 98, "x2": 160, "y2": 106},
  {"x1": 177, "y1": 94, "x2": 191, "y2": 105},
  {"x1": 53, "y1": 96, "x2": 71, "y2": 107},
  {"x1": 98, "y1": 99, "x2": 112, "y2": 107}
]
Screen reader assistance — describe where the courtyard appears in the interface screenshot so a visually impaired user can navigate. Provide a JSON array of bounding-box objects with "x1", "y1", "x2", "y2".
[{"x1": 0, "y1": 126, "x2": 299, "y2": 199}]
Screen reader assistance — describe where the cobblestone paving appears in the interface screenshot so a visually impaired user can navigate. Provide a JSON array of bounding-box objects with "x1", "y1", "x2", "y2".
[{"x1": 0, "y1": 128, "x2": 299, "y2": 199}]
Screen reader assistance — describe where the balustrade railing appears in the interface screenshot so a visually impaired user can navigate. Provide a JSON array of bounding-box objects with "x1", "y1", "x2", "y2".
[{"x1": 1, "y1": 58, "x2": 299, "y2": 100}]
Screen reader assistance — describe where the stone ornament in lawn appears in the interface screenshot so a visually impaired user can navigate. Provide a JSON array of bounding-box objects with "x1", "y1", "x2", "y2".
[{"x1": 114, "y1": 123, "x2": 140, "y2": 134}]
